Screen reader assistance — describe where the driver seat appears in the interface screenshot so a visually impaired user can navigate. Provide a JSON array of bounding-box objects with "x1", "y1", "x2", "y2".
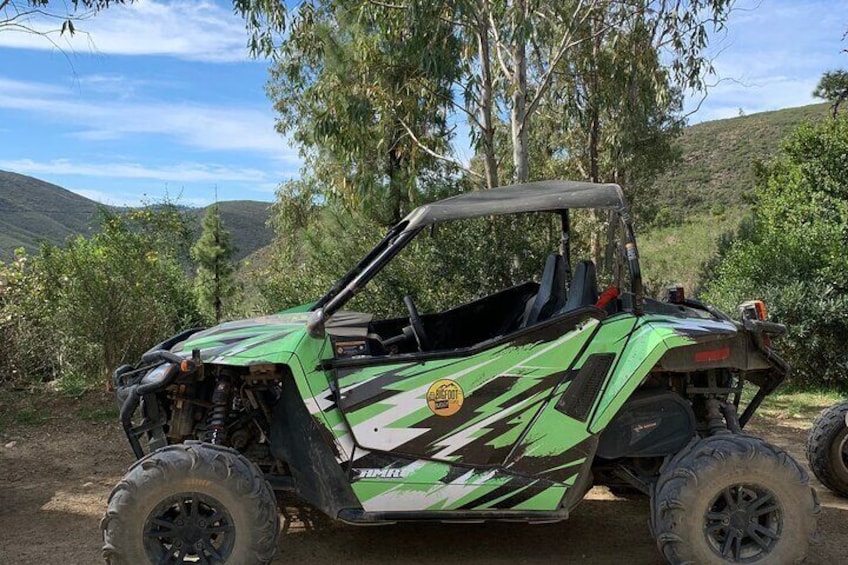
[
  {"x1": 559, "y1": 260, "x2": 598, "y2": 313},
  {"x1": 522, "y1": 253, "x2": 567, "y2": 327}
]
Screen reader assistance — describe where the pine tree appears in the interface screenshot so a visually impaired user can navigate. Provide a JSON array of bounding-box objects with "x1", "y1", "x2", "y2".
[{"x1": 191, "y1": 205, "x2": 237, "y2": 324}]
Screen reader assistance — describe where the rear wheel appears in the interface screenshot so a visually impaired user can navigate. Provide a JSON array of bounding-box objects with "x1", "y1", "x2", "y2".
[
  {"x1": 651, "y1": 435, "x2": 819, "y2": 564},
  {"x1": 806, "y1": 400, "x2": 848, "y2": 497},
  {"x1": 101, "y1": 441, "x2": 279, "y2": 564}
]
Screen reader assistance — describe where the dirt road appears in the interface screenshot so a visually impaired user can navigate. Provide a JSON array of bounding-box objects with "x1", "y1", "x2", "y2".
[{"x1": 1, "y1": 393, "x2": 846, "y2": 565}]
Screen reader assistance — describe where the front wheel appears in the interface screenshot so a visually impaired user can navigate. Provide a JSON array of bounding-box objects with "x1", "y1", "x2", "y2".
[
  {"x1": 651, "y1": 435, "x2": 819, "y2": 564},
  {"x1": 101, "y1": 441, "x2": 279, "y2": 564},
  {"x1": 806, "y1": 400, "x2": 848, "y2": 497}
]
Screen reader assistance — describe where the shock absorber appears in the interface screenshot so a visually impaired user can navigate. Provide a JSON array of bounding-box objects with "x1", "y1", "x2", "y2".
[{"x1": 206, "y1": 374, "x2": 232, "y2": 445}]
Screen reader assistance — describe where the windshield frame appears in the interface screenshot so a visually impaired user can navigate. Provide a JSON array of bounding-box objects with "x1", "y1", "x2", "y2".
[{"x1": 307, "y1": 209, "x2": 644, "y2": 337}]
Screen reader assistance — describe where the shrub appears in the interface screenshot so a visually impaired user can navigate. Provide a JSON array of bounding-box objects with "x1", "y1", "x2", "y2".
[
  {"x1": 0, "y1": 208, "x2": 201, "y2": 389},
  {"x1": 703, "y1": 115, "x2": 848, "y2": 389}
]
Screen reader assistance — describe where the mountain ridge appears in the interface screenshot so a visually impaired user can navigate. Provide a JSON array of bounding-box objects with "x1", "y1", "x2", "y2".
[{"x1": 0, "y1": 170, "x2": 273, "y2": 261}]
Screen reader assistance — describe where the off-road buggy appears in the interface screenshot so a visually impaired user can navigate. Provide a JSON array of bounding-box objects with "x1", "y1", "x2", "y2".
[
  {"x1": 807, "y1": 400, "x2": 848, "y2": 497},
  {"x1": 103, "y1": 180, "x2": 819, "y2": 565}
]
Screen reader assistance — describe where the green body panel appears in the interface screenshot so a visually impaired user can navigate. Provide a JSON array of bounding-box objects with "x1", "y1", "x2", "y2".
[
  {"x1": 589, "y1": 315, "x2": 736, "y2": 432},
  {"x1": 167, "y1": 308, "x2": 738, "y2": 514},
  {"x1": 174, "y1": 312, "x2": 310, "y2": 365}
]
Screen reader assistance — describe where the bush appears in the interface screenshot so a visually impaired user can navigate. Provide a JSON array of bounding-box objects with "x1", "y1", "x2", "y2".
[
  {"x1": 0, "y1": 208, "x2": 202, "y2": 389},
  {"x1": 703, "y1": 115, "x2": 848, "y2": 389},
  {"x1": 259, "y1": 205, "x2": 568, "y2": 318}
]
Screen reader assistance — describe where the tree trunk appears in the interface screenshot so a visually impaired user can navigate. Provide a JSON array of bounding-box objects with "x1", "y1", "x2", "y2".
[
  {"x1": 387, "y1": 135, "x2": 403, "y2": 224},
  {"x1": 476, "y1": 0, "x2": 499, "y2": 189},
  {"x1": 589, "y1": 13, "x2": 603, "y2": 267},
  {"x1": 214, "y1": 210, "x2": 222, "y2": 324},
  {"x1": 510, "y1": 0, "x2": 529, "y2": 183}
]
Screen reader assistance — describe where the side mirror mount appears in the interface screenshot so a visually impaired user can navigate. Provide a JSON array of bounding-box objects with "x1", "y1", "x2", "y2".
[{"x1": 307, "y1": 308, "x2": 326, "y2": 339}]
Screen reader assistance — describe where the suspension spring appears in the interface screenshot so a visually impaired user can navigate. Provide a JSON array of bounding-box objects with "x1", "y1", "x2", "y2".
[{"x1": 206, "y1": 375, "x2": 232, "y2": 445}]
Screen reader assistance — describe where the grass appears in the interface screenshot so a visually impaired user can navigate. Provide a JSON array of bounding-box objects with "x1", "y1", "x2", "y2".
[
  {"x1": 0, "y1": 384, "x2": 115, "y2": 435},
  {"x1": 637, "y1": 210, "x2": 744, "y2": 298},
  {"x1": 0, "y1": 389, "x2": 53, "y2": 433},
  {"x1": 755, "y1": 388, "x2": 843, "y2": 422},
  {"x1": 12, "y1": 408, "x2": 52, "y2": 426},
  {"x1": 75, "y1": 405, "x2": 118, "y2": 423}
]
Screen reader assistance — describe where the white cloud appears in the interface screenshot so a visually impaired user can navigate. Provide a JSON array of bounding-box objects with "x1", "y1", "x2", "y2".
[
  {"x1": 686, "y1": 0, "x2": 848, "y2": 123},
  {"x1": 0, "y1": 76, "x2": 299, "y2": 162},
  {"x1": 0, "y1": 158, "x2": 272, "y2": 183},
  {"x1": 0, "y1": 0, "x2": 253, "y2": 63}
]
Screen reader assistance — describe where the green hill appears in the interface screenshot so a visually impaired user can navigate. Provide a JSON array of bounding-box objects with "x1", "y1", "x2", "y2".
[
  {"x1": 639, "y1": 102, "x2": 832, "y2": 295},
  {"x1": 646, "y1": 102, "x2": 831, "y2": 218},
  {"x1": 0, "y1": 171, "x2": 272, "y2": 261},
  {"x1": 0, "y1": 171, "x2": 102, "y2": 256}
]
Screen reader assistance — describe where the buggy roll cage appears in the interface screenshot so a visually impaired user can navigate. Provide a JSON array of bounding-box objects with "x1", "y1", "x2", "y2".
[{"x1": 307, "y1": 181, "x2": 644, "y2": 337}]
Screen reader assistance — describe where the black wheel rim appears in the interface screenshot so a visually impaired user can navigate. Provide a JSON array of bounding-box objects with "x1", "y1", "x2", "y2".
[
  {"x1": 839, "y1": 430, "x2": 848, "y2": 469},
  {"x1": 144, "y1": 492, "x2": 235, "y2": 564},
  {"x1": 704, "y1": 484, "x2": 782, "y2": 562}
]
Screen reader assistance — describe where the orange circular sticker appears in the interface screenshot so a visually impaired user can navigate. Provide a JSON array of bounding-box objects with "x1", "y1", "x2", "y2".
[{"x1": 426, "y1": 379, "x2": 464, "y2": 417}]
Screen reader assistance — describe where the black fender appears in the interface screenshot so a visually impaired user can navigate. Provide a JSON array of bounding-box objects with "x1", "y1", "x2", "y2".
[{"x1": 270, "y1": 373, "x2": 362, "y2": 518}]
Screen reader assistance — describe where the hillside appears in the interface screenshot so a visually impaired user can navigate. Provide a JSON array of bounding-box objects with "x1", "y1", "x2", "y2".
[
  {"x1": 190, "y1": 200, "x2": 272, "y2": 262},
  {"x1": 646, "y1": 102, "x2": 830, "y2": 217},
  {"x1": 638, "y1": 102, "x2": 832, "y2": 295},
  {"x1": 0, "y1": 171, "x2": 272, "y2": 261},
  {"x1": 0, "y1": 171, "x2": 102, "y2": 256}
]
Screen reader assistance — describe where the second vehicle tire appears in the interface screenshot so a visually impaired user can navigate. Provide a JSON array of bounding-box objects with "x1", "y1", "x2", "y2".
[{"x1": 806, "y1": 400, "x2": 848, "y2": 497}]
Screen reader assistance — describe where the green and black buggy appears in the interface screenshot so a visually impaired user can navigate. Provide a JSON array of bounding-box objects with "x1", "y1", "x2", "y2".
[{"x1": 102, "y1": 181, "x2": 819, "y2": 564}]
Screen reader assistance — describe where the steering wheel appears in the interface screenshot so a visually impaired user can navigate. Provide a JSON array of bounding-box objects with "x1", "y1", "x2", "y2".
[{"x1": 403, "y1": 295, "x2": 430, "y2": 351}]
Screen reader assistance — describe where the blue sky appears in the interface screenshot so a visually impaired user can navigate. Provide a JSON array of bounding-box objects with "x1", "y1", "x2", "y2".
[{"x1": 0, "y1": 0, "x2": 846, "y2": 207}]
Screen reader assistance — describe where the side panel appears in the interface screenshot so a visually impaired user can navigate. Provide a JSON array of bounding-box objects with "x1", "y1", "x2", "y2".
[
  {"x1": 288, "y1": 313, "x2": 615, "y2": 514},
  {"x1": 334, "y1": 318, "x2": 602, "y2": 467},
  {"x1": 588, "y1": 316, "x2": 737, "y2": 433},
  {"x1": 505, "y1": 317, "x2": 638, "y2": 481},
  {"x1": 347, "y1": 451, "x2": 567, "y2": 512}
]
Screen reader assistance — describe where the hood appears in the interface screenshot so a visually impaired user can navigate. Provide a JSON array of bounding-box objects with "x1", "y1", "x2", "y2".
[{"x1": 172, "y1": 312, "x2": 311, "y2": 365}]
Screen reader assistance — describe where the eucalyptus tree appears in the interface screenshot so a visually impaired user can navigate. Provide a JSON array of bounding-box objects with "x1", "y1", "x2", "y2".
[
  {"x1": 265, "y1": 2, "x2": 464, "y2": 226},
  {"x1": 1, "y1": 1, "x2": 132, "y2": 37},
  {"x1": 253, "y1": 1, "x2": 732, "y2": 190}
]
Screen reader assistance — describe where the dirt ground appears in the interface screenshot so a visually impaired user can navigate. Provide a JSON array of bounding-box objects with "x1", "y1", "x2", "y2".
[{"x1": 1, "y1": 392, "x2": 847, "y2": 565}]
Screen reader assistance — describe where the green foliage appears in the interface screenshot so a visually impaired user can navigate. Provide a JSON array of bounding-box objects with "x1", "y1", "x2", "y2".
[
  {"x1": 260, "y1": 203, "x2": 569, "y2": 318},
  {"x1": 191, "y1": 205, "x2": 239, "y2": 324},
  {"x1": 266, "y1": 1, "x2": 462, "y2": 225},
  {"x1": 703, "y1": 114, "x2": 848, "y2": 389},
  {"x1": 0, "y1": 206, "x2": 201, "y2": 389},
  {"x1": 637, "y1": 210, "x2": 744, "y2": 298},
  {"x1": 813, "y1": 70, "x2": 848, "y2": 117}
]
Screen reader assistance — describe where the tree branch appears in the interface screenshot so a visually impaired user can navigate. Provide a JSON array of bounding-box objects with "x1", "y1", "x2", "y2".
[
  {"x1": 397, "y1": 117, "x2": 484, "y2": 181},
  {"x1": 522, "y1": 0, "x2": 610, "y2": 133},
  {"x1": 488, "y1": 10, "x2": 513, "y2": 77}
]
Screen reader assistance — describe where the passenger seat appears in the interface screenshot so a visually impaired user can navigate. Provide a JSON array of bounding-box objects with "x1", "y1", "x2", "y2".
[
  {"x1": 521, "y1": 253, "x2": 567, "y2": 327},
  {"x1": 560, "y1": 260, "x2": 598, "y2": 313}
]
